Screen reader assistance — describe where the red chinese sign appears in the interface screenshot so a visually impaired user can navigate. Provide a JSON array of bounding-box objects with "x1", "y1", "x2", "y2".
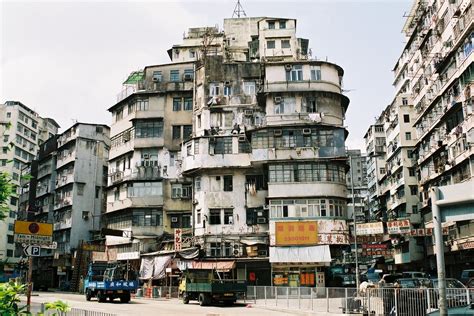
[
  {"x1": 174, "y1": 228, "x2": 182, "y2": 251},
  {"x1": 275, "y1": 221, "x2": 318, "y2": 246}
]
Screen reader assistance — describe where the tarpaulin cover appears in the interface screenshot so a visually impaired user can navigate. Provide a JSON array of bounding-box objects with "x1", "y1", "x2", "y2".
[
  {"x1": 139, "y1": 255, "x2": 172, "y2": 280},
  {"x1": 269, "y1": 245, "x2": 331, "y2": 263}
]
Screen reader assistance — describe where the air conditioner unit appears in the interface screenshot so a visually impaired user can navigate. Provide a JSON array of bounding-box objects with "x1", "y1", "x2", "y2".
[
  {"x1": 233, "y1": 248, "x2": 241, "y2": 257},
  {"x1": 302, "y1": 128, "x2": 311, "y2": 135},
  {"x1": 224, "y1": 81, "x2": 231, "y2": 86},
  {"x1": 263, "y1": 205, "x2": 269, "y2": 210},
  {"x1": 183, "y1": 73, "x2": 193, "y2": 81},
  {"x1": 228, "y1": 217, "x2": 234, "y2": 225},
  {"x1": 171, "y1": 216, "x2": 178, "y2": 223},
  {"x1": 244, "y1": 109, "x2": 254, "y2": 116},
  {"x1": 274, "y1": 96, "x2": 282, "y2": 104},
  {"x1": 274, "y1": 129, "x2": 282, "y2": 137},
  {"x1": 123, "y1": 131, "x2": 131, "y2": 142},
  {"x1": 258, "y1": 250, "x2": 268, "y2": 257},
  {"x1": 256, "y1": 217, "x2": 267, "y2": 224},
  {"x1": 238, "y1": 135, "x2": 247, "y2": 142},
  {"x1": 284, "y1": 64, "x2": 292, "y2": 71},
  {"x1": 142, "y1": 153, "x2": 150, "y2": 159},
  {"x1": 82, "y1": 211, "x2": 89, "y2": 220}
]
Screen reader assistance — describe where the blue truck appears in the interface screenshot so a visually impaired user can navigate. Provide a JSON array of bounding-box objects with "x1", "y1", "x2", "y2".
[{"x1": 84, "y1": 263, "x2": 138, "y2": 303}]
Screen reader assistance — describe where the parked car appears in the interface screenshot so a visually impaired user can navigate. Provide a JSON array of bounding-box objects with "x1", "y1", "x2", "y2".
[
  {"x1": 397, "y1": 278, "x2": 432, "y2": 288},
  {"x1": 461, "y1": 270, "x2": 474, "y2": 285},
  {"x1": 379, "y1": 273, "x2": 403, "y2": 287},
  {"x1": 432, "y1": 278, "x2": 470, "y2": 308},
  {"x1": 402, "y1": 271, "x2": 430, "y2": 279}
]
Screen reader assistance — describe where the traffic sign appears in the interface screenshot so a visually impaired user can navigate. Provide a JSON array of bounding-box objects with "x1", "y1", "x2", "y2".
[
  {"x1": 14, "y1": 221, "x2": 53, "y2": 245},
  {"x1": 23, "y1": 245, "x2": 41, "y2": 257}
]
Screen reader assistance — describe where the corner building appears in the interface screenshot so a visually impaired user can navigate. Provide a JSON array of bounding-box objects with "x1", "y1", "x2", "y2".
[{"x1": 180, "y1": 17, "x2": 351, "y2": 287}]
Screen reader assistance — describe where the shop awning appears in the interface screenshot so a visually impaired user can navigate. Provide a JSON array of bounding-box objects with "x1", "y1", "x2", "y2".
[
  {"x1": 269, "y1": 245, "x2": 331, "y2": 263},
  {"x1": 139, "y1": 255, "x2": 172, "y2": 280},
  {"x1": 179, "y1": 261, "x2": 235, "y2": 272},
  {"x1": 424, "y1": 221, "x2": 456, "y2": 229}
]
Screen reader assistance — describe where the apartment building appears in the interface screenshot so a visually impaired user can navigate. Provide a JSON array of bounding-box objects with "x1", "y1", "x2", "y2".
[
  {"x1": 104, "y1": 62, "x2": 194, "y2": 266},
  {"x1": 178, "y1": 16, "x2": 350, "y2": 287},
  {"x1": 347, "y1": 149, "x2": 368, "y2": 222},
  {"x1": 0, "y1": 101, "x2": 59, "y2": 277},
  {"x1": 16, "y1": 123, "x2": 110, "y2": 288},
  {"x1": 398, "y1": 0, "x2": 474, "y2": 276}
]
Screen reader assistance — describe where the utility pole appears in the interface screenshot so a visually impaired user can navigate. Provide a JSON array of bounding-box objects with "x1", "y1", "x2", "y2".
[
  {"x1": 349, "y1": 154, "x2": 360, "y2": 290},
  {"x1": 430, "y1": 187, "x2": 447, "y2": 316},
  {"x1": 26, "y1": 256, "x2": 33, "y2": 312}
]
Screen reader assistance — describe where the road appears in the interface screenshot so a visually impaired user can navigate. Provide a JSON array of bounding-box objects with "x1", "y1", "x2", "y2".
[{"x1": 25, "y1": 292, "x2": 294, "y2": 316}]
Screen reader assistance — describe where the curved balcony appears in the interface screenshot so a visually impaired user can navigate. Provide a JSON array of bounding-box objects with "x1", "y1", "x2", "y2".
[
  {"x1": 268, "y1": 182, "x2": 347, "y2": 199},
  {"x1": 264, "y1": 80, "x2": 341, "y2": 94}
]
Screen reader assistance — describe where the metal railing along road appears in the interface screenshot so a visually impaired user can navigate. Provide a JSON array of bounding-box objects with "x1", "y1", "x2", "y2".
[
  {"x1": 40, "y1": 306, "x2": 117, "y2": 316},
  {"x1": 246, "y1": 286, "x2": 474, "y2": 315}
]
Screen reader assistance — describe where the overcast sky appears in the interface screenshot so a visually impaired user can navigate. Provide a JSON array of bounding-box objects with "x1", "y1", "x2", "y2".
[{"x1": 1, "y1": 0, "x2": 411, "y2": 150}]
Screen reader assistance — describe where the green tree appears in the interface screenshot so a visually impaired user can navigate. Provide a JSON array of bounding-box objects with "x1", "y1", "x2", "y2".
[{"x1": 0, "y1": 171, "x2": 14, "y2": 221}]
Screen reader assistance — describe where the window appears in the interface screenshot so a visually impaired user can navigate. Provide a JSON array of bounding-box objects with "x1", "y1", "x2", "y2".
[
  {"x1": 223, "y1": 85, "x2": 232, "y2": 96},
  {"x1": 2, "y1": 147, "x2": 8, "y2": 154},
  {"x1": 214, "y1": 137, "x2": 232, "y2": 154},
  {"x1": 173, "y1": 98, "x2": 182, "y2": 111},
  {"x1": 287, "y1": 65, "x2": 303, "y2": 81},
  {"x1": 223, "y1": 175, "x2": 233, "y2": 191},
  {"x1": 136, "y1": 99, "x2": 149, "y2": 111},
  {"x1": 115, "y1": 108, "x2": 123, "y2": 122},
  {"x1": 194, "y1": 139, "x2": 200, "y2": 154},
  {"x1": 311, "y1": 66, "x2": 321, "y2": 80},
  {"x1": 172, "y1": 184, "x2": 183, "y2": 198},
  {"x1": 267, "y1": 40, "x2": 275, "y2": 49},
  {"x1": 10, "y1": 196, "x2": 18, "y2": 206},
  {"x1": 306, "y1": 98, "x2": 317, "y2": 113},
  {"x1": 152, "y1": 71, "x2": 162, "y2": 82},
  {"x1": 281, "y1": 39, "x2": 290, "y2": 48},
  {"x1": 409, "y1": 167, "x2": 415, "y2": 177},
  {"x1": 8, "y1": 223, "x2": 14, "y2": 231},
  {"x1": 410, "y1": 185, "x2": 418, "y2": 196},
  {"x1": 132, "y1": 209, "x2": 162, "y2": 227},
  {"x1": 407, "y1": 150, "x2": 414, "y2": 158},
  {"x1": 195, "y1": 177, "x2": 201, "y2": 191},
  {"x1": 96, "y1": 186, "x2": 100, "y2": 198},
  {"x1": 127, "y1": 182, "x2": 162, "y2": 197},
  {"x1": 243, "y1": 81, "x2": 256, "y2": 95},
  {"x1": 9, "y1": 210, "x2": 15, "y2": 218},
  {"x1": 210, "y1": 209, "x2": 221, "y2": 225},
  {"x1": 210, "y1": 242, "x2": 221, "y2": 257},
  {"x1": 183, "y1": 125, "x2": 192, "y2": 140},
  {"x1": 238, "y1": 140, "x2": 251, "y2": 153},
  {"x1": 7, "y1": 250, "x2": 13, "y2": 257},
  {"x1": 279, "y1": 21, "x2": 286, "y2": 29},
  {"x1": 197, "y1": 209, "x2": 201, "y2": 224},
  {"x1": 6, "y1": 112, "x2": 11, "y2": 118},
  {"x1": 412, "y1": 205, "x2": 418, "y2": 214},
  {"x1": 172, "y1": 126, "x2": 181, "y2": 139},
  {"x1": 184, "y1": 97, "x2": 193, "y2": 111},
  {"x1": 3, "y1": 135, "x2": 8, "y2": 142},
  {"x1": 135, "y1": 121, "x2": 163, "y2": 138},
  {"x1": 184, "y1": 68, "x2": 193, "y2": 79},
  {"x1": 402, "y1": 98, "x2": 408, "y2": 105},
  {"x1": 403, "y1": 114, "x2": 410, "y2": 123},
  {"x1": 209, "y1": 83, "x2": 220, "y2": 96},
  {"x1": 245, "y1": 175, "x2": 267, "y2": 191},
  {"x1": 31, "y1": 121, "x2": 37, "y2": 129},
  {"x1": 77, "y1": 183, "x2": 85, "y2": 196},
  {"x1": 268, "y1": 21, "x2": 275, "y2": 29},
  {"x1": 7, "y1": 235, "x2": 14, "y2": 244},
  {"x1": 197, "y1": 115, "x2": 201, "y2": 128},
  {"x1": 114, "y1": 189, "x2": 120, "y2": 201},
  {"x1": 189, "y1": 50, "x2": 195, "y2": 58},
  {"x1": 224, "y1": 209, "x2": 233, "y2": 224},
  {"x1": 405, "y1": 132, "x2": 412, "y2": 140},
  {"x1": 170, "y1": 70, "x2": 180, "y2": 82},
  {"x1": 1, "y1": 160, "x2": 6, "y2": 166}
]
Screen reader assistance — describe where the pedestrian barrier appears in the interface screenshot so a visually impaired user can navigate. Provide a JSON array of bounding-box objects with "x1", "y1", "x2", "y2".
[
  {"x1": 40, "y1": 305, "x2": 117, "y2": 316},
  {"x1": 246, "y1": 286, "x2": 474, "y2": 315}
]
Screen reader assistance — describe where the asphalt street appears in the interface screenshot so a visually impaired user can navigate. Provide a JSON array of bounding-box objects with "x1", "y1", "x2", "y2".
[{"x1": 24, "y1": 292, "x2": 295, "y2": 316}]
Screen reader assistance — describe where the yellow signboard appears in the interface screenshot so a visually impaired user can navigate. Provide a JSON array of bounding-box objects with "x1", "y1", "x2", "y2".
[
  {"x1": 275, "y1": 221, "x2": 318, "y2": 246},
  {"x1": 14, "y1": 221, "x2": 53, "y2": 236}
]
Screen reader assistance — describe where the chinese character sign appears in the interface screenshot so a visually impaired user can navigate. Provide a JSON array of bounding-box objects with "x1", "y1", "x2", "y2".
[
  {"x1": 275, "y1": 221, "x2": 318, "y2": 246},
  {"x1": 174, "y1": 228, "x2": 182, "y2": 251},
  {"x1": 356, "y1": 222, "x2": 384, "y2": 236},
  {"x1": 387, "y1": 219, "x2": 411, "y2": 234}
]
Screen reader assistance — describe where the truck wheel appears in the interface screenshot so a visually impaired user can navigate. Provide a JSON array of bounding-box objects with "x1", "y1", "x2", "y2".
[
  {"x1": 199, "y1": 293, "x2": 208, "y2": 306},
  {"x1": 85, "y1": 290, "x2": 92, "y2": 301},
  {"x1": 182, "y1": 292, "x2": 189, "y2": 304},
  {"x1": 120, "y1": 292, "x2": 131, "y2": 303},
  {"x1": 97, "y1": 291, "x2": 106, "y2": 303}
]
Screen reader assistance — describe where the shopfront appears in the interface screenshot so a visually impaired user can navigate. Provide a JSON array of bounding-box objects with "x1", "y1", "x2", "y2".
[{"x1": 269, "y1": 245, "x2": 331, "y2": 287}]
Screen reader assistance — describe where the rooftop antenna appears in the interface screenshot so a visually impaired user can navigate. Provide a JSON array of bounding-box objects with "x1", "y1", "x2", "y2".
[{"x1": 232, "y1": 0, "x2": 247, "y2": 18}]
